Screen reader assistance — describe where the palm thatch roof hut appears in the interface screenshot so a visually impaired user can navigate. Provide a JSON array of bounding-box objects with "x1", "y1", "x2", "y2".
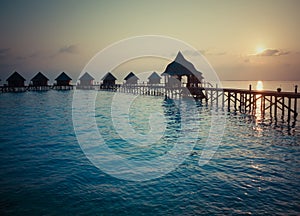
[
  {"x1": 124, "y1": 72, "x2": 138, "y2": 85},
  {"x1": 6, "y1": 71, "x2": 26, "y2": 87},
  {"x1": 161, "y1": 51, "x2": 203, "y2": 87}
]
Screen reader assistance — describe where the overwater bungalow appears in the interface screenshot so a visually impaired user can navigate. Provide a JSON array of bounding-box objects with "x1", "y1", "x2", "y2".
[
  {"x1": 77, "y1": 72, "x2": 94, "y2": 89},
  {"x1": 124, "y1": 72, "x2": 138, "y2": 85},
  {"x1": 4, "y1": 71, "x2": 26, "y2": 92},
  {"x1": 29, "y1": 72, "x2": 50, "y2": 90},
  {"x1": 101, "y1": 72, "x2": 117, "y2": 89},
  {"x1": 161, "y1": 51, "x2": 204, "y2": 88},
  {"x1": 78, "y1": 72, "x2": 94, "y2": 86},
  {"x1": 148, "y1": 72, "x2": 161, "y2": 85},
  {"x1": 6, "y1": 71, "x2": 26, "y2": 87},
  {"x1": 53, "y1": 72, "x2": 73, "y2": 90}
]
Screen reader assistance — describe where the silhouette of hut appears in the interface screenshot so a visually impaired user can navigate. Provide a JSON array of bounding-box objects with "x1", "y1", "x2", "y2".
[
  {"x1": 55, "y1": 72, "x2": 72, "y2": 86},
  {"x1": 30, "y1": 72, "x2": 49, "y2": 86},
  {"x1": 101, "y1": 72, "x2": 117, "y2": 87},
  {"x1": 124, "y1": 72, "x2": 138, "y2": 85},
  {"x1": 6, "y1": 71, "x2": 26, "y2": 87},
  {"x1": 79, "y1": 72, "x2": 94, "y2": 86},
  {"x1": 161, "y1": 51, "x2": 203, "y2": 87},
  {"x1": 148, "y1": 72, "x2": 161, "y2": 85}
]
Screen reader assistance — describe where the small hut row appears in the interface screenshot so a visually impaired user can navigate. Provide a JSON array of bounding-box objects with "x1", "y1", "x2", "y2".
[
  {"x1": 2, "y1": 51, "x2": 204, "y2": 96},
  {"x1": 100, "y1": 71, "x2": 161, "y2": 88},
  {"x1": 3, "y1": 71, "x2": 72, "y2": 91}
]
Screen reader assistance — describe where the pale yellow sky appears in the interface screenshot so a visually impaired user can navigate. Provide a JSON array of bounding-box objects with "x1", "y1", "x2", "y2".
[{"x1": 0, "y1": 0, "x2": 299, "y2": 82}]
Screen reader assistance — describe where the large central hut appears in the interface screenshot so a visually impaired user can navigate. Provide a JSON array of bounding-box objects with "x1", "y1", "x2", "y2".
[
  {"x1": 161, "y1": 51, "x2": 203, "y2": 88},
  {"x1": 161, "y1": 51, "x2": 206, "y2": 99}
]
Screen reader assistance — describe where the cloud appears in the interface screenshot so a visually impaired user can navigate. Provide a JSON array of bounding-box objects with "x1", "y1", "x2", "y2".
[
  {"x1": 0, "y1": 48, "x2": 10, "y2": 57},
  {"x1": 202, "y1": 50, "x2": 226, "y2": 56},
  {"x1": 182, "y1": 50, "x2": 200, "y2": 56},
  {"x1": 29, "y1": 51, "x2": 41, "y2": 58},
  {"x1": 244, "y1": 58, "x2": 250, "y2": 63},
  {"x1": 59, "y1": 44, "x2": 78, "y2": 54},
  {"x1": 213, "y1": 51, "x2": 227, "y2": 56},
  {"x1": 255, "y1": 48, "x2": 290, "y2": 56},
  {"x1": 181, "y1": 49, "x2": 226, "y2": 57},
  {"x1": 15, "y1": 56, "x2": 26, "y2": 61}
]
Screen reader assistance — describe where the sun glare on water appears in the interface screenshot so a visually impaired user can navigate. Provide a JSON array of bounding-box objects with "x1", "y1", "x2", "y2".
[{"x1": 256, "y1": 80, "x2": 264, "y2": 91}]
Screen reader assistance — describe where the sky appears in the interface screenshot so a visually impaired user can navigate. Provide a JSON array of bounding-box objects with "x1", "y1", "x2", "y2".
[{"x1": 0, "y1": 0, "x2": 299, "y2": 83}]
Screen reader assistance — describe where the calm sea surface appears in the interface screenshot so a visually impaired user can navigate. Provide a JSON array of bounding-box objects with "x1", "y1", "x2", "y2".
[{"x1": 0, "y1": 81, "x2": 299, "y2": 215}]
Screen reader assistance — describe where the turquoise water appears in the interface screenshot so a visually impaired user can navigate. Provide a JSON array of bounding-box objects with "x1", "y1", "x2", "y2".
[{"x1": 0, "y1": 90, "x2": 299, "y2": 215}]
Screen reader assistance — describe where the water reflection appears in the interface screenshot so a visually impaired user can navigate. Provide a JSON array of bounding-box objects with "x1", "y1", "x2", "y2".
[
  {"x1": 253, "y1": 81, "x2": 264, "y2": 134},
  {"x1": 247, "y1": 80, "x2": 298, "y2": 135}
]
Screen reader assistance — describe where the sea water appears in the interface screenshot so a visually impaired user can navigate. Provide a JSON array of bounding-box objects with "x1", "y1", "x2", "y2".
[{"x1": 0, "y1": 82, "x2": 299, "y2": 215}]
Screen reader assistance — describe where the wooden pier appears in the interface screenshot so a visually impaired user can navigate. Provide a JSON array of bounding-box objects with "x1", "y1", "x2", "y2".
[
  {"x1": 99, "y1": 83, "x2": 299, "y2": 126},
  {"x1": 0, "y1": 86, "x2": 27, "y2": 93},
  {"x1": 28, "y1": 85, "x2": 51, "y2": 91},
  {"x1": 204, "y1": 86, "x2": 299, "y2": 125},
  {"x1": 52, "y1": 85, "x2": 73, "y2": 90},
  {"x1": 1, "y1": 81, "x2": 299, "y2": 126}
]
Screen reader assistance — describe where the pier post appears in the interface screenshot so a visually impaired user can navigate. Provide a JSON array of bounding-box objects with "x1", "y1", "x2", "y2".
[
  {"x1": 252, "y1": 94, "x2": 257, "y2": 116},
  {"x1": 270, "y1": 96, "x2": 273, "y2": 118},
  {"x1": 234, "y1": 92, "x2": 237, "y2": 113},
  {"x1": 274, "y1": 96, "x2": 278, "y2": 122},
  {"x1": 281, "y1": 97, "x2": 285, "y2": 122},
  {"x1": 249, "y1": 94, "x2": 252, "y2": 113},
  {"x1": 222, "y1": 91, "x2": 225, "y2": 110},
  {"x1": 294, "y1": 97, "x2": 298, "y2": 121},
  {"x1": 262, "y1": 95, "x2": 265, "y2": 117},
  {"x1": 287, "y1": 97, "x2": 291, "y2": 124},
  {"x1": 216, "y1": 89, "x2": 219, "y2": 108},
  {"x1": 210, "y1": 89, "x2": 214, "y2": 106},
  {"x1": 227, "y1": 92, "x2": 231, "y2": 112},
  {"x1": 239, "y1": 93, "x2": 243, "y2": 112}
]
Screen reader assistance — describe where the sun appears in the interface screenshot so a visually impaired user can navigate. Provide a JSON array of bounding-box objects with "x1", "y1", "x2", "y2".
[{"x1": 256, "y1": 46, "x2": 265, "y2": 54}]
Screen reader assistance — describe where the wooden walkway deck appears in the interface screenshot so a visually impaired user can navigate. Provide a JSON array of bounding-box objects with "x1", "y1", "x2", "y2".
[
  {"x1": 99, "y1": 84, "x2": 299, "y2": 126},
  {"x1": 204, "y1": 87, "x2": 299, "y2": 125}
]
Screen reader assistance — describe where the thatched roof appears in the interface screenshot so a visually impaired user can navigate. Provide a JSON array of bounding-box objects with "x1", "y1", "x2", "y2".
[
  {"x1": 101, "y1": 72, "x2": 117, "y2": 81},
  {"x1": 124, "y1": 72, "x2": 139, "y2": 80},
  {"x1": 79, "y1": 72, "x2": 94, "y2": 81},
  {"x1": 148, "y1": 72, "x2": 161, "y2": 80},
  {"x1": 6, "y1": 71, "x2": 26, "y2": 81},
  {"x1": 31, "y1": 72, "x2": 49, "y2": 81},
  {"x1": 161, "y1": 51, "x2": 203, "y2": 79},
  {"x1": 55, "y1": 72, "x2": 72, "y2": 81}
]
